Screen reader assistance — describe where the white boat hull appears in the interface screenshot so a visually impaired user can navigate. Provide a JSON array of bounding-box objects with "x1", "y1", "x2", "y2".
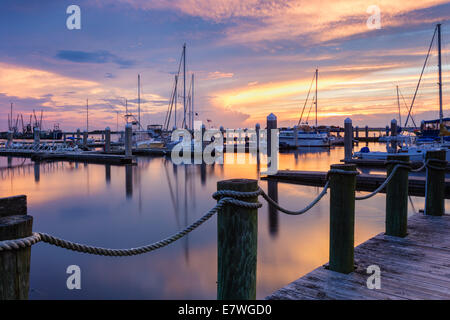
[{"x1": 279, "y1": 131, "x2": 331, "y2": 147}]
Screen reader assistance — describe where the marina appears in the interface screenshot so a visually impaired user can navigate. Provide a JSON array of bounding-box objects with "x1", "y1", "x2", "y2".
[{"x1": 2, "y1": 2, "x2": 450, "y2": 305}]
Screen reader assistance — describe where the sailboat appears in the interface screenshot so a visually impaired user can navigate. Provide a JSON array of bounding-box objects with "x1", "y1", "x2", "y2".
[
  {"x1": 354, "y1": 24, "x2": 450, "y2": 161},
  {"x1": 279, "y1": 69, "x2": 331, "y2": 147}
]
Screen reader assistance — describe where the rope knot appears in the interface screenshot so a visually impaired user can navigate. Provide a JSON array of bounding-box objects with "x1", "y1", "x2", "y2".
[
  {"x1": 426, "y1": 158, "x2": 448, "y2": 171},
  {"x1": 212, "y1": 189, "x2": 263, "y2": 209}
]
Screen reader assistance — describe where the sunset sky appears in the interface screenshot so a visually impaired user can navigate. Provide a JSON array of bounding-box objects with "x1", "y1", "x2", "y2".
[{"x1": 2, "y1": 0, "x2": 450, "y2": 131}]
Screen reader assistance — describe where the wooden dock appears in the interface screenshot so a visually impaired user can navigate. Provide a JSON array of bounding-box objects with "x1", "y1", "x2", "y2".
[
  {"x1": 344, "y1": 158, "x2": 450, "y2": 170},
  {"x1": 263, "y1": 170, "x2": 450, "y2": 198},
  {"x1": 267, "y1": 213, "x2": 450, "y2": 300},
  {"x1": 0, "y1": 150, "x2": 133, "y2": 165}
]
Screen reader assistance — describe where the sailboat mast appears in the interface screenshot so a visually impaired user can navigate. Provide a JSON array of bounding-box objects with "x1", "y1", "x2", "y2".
[
  {"x1": 438, "y1": 24, "x2": 443, "y2": 123},
  {"x1": 10, "y1": 102, "x2": 13, "y2": 131},
  {"x1": 125, "y1": 99, "x2": 128, "y2": 124},
  {"x1": 175, "y1": 75, "x2": 178, "y2": 128},
  {"x1": 138, "y1": 74, "x2": 141, "y2": 129},
  {"x1": 183, "y1": 43, "x2": 186, "y2": 130},
  {"x1": 315, "y1": 68, "x2": 318, "y2": 130},
  {"x1": 191, "y1": 73, "x2": 194, "y2": 130},
  {"x1": 396, "y1": 85, "x2": 402, "y2": 126},
  {"x1": 86, "y1": 99, "x2": 89, "y2": 132}
]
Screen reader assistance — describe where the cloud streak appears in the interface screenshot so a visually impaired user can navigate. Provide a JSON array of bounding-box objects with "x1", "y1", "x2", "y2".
[
  {"x1": 101, "y1": 0, "x2": 450, "y2": 46},
  {"x1": 55, "y1": 50, "x2": 136, "y2": 68}
]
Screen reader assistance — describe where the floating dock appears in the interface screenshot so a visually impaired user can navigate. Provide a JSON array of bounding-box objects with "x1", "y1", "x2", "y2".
[
  {"x1": 262, "y1": 170, "x2": 450, "y2": 198},
  {"x1": 0, "y1": 150, "x2": 133, "y2": 165},
  {"x1": 344, "y1": 158, "x2": 450, "y2": 170},
  {"x1": 267, "y1": 213, "x2": 450, "y2": 300}
]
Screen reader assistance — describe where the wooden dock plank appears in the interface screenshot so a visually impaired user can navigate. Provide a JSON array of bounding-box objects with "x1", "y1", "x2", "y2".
[
  {"x1": 267, "y1": 214, "x2": 450, "y2": 300},
  {"x1": 0, "y1": 150, "x2": 133, "y2": 165}
]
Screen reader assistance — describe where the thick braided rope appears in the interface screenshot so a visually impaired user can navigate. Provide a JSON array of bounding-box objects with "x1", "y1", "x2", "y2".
[
  {"x1": 410, "y1": 160, "x2": 428, "y2": 172},
  {"x1": 0, "y1": 233, "x2": 42, "y2": 252},
  {"x1": 355, "y1": 164, "x2": 408, "y2": 200},
  {"x1": 259, "y1": 182, "x2": 330, "y2": 215},
  {"x1": 258, "y1": 168, "x2": 356, "y2": 215},
  {"x1": 214, "y1": 185, "x2": 330, "y2": 216},
  {"x1": 0, "y1": 196, "x2": 261, "y2": 255}
]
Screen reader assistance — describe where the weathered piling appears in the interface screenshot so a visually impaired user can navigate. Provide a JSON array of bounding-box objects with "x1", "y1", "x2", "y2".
[
  {"x1": 390, "y1": 119, "x2": 397, "y2": 153},
  {"x1": 255, "y1": 123, "x2": 260, "y2": 150},
  {"x1": 33, "y1": 128, "x2": 40, "y2": 145},
  {"x1": 365, "y1": 125, "x2": 369, "y2": 145},
  {"x1": 0, "y1": 195, "x2": 32, "y2": 300},
  {"x1": 385, "y1": 125, "x2": 389, "y2": 136},
  {"x1": 76, "y1": 128, "x2": 81, "y2": 141},
  {"x1": 105, "y1": 127, "x2": 111, "y2": 153},
  {"x1": 385, "y1": 155, "x2": 409, "y2": 237},
  {"x1": 125, "y1": 124, "x2": 132, "y2": 157},
  {"x1": 329, "y1": 164, "x2": 357, "y2": 274},
  {"x1": 7, "y1": 131, "x2": 13, "y2": 148},
  {"x1": 355, "y1": 126, "x2": 359, "y2": 140},
  {"x1": 267, "y1": 113, "x2": 277, "y2": 158},
  {"x1": 293, "y1": 125, "x2": 298, "y2": 147},
  {"x1": 217, "y1": 179, "x2": 258, "y2": 300},
  {"x1": 425, "y1": 150, "x2": 447, "y2": 216},
  {"x1": 83, "y1": 130, "x2": 88, "y2": 148},
  {"x1": 344, "y1": 118, "x2": 353, "y2": 161}
]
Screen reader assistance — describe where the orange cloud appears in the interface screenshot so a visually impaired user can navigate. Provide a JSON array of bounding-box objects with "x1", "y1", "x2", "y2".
[
  {"x1": 205, "y1": 71, "x2": 234, "y2": 80},
  {"x1": 0, "y1": 62, "x2": 168, "y2": 130},
  {"x1": 106, "y1": 0, "x2": 449, "y2": 45}
]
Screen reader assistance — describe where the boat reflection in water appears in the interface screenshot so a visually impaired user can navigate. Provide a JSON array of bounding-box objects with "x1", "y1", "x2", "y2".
[{"x1": 0, "y1": 146, "x2": 432, "y2": 299}]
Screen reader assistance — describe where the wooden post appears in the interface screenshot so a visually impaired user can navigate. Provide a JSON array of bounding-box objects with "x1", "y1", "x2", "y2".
[
  {"x1": 425, "y1": 150, "x2": 447, "y2": 216},
  {"x1": 105, "y1": 127, "x2": 111, "y2": 153},
  {"x1": 255, "y1": 123, "x2": 260, "y2": 151},
  {"x1": 293, "y1": 125, "x2": 298, "y2": 148},
  {"x1": 125, "y1": 124, "x2": 132, "y2": 157},
  {"x1": 355, "y1": 126, "x2": 359, "y2": 140},
  {"x1": 386, "y1": 155, "x2": 409, "y2": 237},
  {"x1": 390, "y1": 119, "x2": 397, "y2": 153},
  {"x1": 7, "y1": 131, "x2": 13, "y2": 148},
  {"x1": 344, "y1": 118, "x2": 352, "y2": 161},
  {"x1": 329, "y1": 164, "x2": 356, "y2": 274},
  {"x1": 267, "y1": 113, "x2": 277, "y2": 158},
  {"x1": 83, "y1": 130, "x2": 88, "y2": 148},
  {"x1": 365, "y1": 125, "x2": 369, "y2": 145},
  {"x1": 0, "y1": 195, "x2": 32, "y2": 300},
  {"x1": 33, "y1": 128, "x2": 40, "y2": 145},
  {"x1": 217, "y1": 179, "x2": 258, "y2": 300}
]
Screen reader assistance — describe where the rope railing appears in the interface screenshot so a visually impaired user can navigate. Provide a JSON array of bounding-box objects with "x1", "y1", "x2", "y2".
[
  {"x1": 0, "y1": 196, "x2": 261, "y2": 256},
  {"x1": 355, "y1": 162, "x2": 409, "y2": 200},
  {"x1": 0, "y1": 157, "x2": 446, "y2": 256},
  {"x1": 259, "y1": 182, "x2": 330, "y2": 215}
]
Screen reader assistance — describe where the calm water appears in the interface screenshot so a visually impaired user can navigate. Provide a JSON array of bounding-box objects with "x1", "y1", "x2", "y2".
[{"x1": 0, "y1": 143, "x2": 437, "y2": 299}]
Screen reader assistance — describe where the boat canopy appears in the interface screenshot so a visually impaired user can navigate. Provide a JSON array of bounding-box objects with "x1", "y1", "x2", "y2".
[{"x1": 423, "y1": 117, "x2": 450, "y2": 124}]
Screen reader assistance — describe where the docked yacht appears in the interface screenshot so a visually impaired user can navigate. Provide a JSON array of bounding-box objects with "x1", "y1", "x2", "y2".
[
  {"x1": 279, "y1": 129, "x2": 331, "y2": 147},
  {"x1": 280, "y1": 69, "x2": 331, "y2": 148}
]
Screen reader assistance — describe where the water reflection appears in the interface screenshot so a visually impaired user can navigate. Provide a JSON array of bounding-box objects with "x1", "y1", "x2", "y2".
[
  {"x1": 0, "y1": 143, "x2": 442, "y2": 299},
  {"x1": 267, "y1": 180, "x2": 279, "y2": 238}
]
